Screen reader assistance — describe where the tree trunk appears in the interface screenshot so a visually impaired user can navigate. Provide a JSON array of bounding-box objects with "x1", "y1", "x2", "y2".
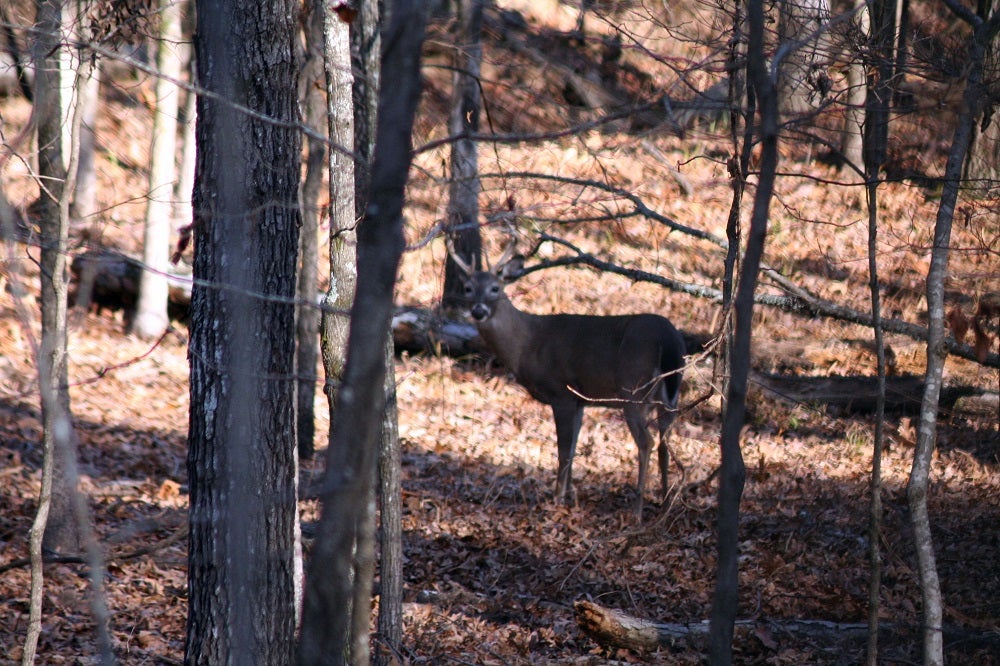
[
  {"x1": 175, "y1": 8, "x2": 197, "y2": 231},
  {"x1": 709, "y1": 0, "x2": 778, "y2": 660},
  {"x1": 861, "y1": 0, "x2": 895, "y2": 658},
  {"x1": 840, "y1": 0, "x2": 868, "y2": 174},
  {"x1": 71, "y1": 62, "x2": 99, "y2": 222},
  {"x1": 442, "y1": 0, "x2": 484, "y2": 311},
  {"x1": 296, "y1": 0, "x2": 326, "y2": 460},
  {"x1": 963, "y1": 23, "x2": 1000, "y2": 190},
  {"x1": 909, "y1": 11, "x2": 1000, "y2": 665},
  {"x1": 34, "y1": 0, "x2": 77, "y2": 557},
  {"x1": 321, "y1": 3, "x2": 356, "y2": 412},
  {"x1": 298, "y1": 3, "x2": 429, "y2": 662},
  {"x1": 776, "y1": 0, "x2": 832, "y2": 119},
  {"x1": 134, "y1": 0, "x2": 182, "y2": 339},
  {"x1": 185, "y1": 0, "x2": 301, "y2": 662},
  {"x1": 346, "y1": 0, "x2": 406, "y2": 661}
]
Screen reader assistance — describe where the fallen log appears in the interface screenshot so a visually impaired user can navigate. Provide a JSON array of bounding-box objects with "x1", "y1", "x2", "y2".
[{"x1": 574, "y1": 600, "x2": 1000, "y2": 657}]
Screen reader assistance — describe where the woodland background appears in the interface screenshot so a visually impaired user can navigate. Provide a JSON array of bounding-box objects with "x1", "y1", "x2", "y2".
[{"x1": 0, "y1": 0, "x2": 998, "y2": 663}]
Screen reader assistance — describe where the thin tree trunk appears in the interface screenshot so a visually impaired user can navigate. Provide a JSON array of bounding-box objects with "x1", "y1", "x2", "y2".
[
  {"x1": 708, "y1": 0, "x2": 778, "y2": 659},
  {"x1": 860, "y1": 0, "x2": 896, "y2": 658},
  {"x1": 297, "y1": 0, "x2": 326, "y2": 460},
  {"x1": 375, "y1": 357, "x2": 403, "y2": 665},
  {"x1": 346, "y1": 1, "x2": 405, "y2": 661},
  {"x1": 134, "y1": 0, "x2": 182, "y2": 339},
  {"x1": 909, "y1": 9, "x2": 1000, "y2": 665},
  {"x1": 442, "y1": 0, "x2": 484, "y2": 309},
  {"x1": 841, "y1": 0, "x2": 868, "y2": 173},
  {"x1": 175, "y1": 13, "x2": 196, "y2": 231},
  {"x1": 298, "y1": 3, "x2": 428, "y2": 662},
  {"x1": 321, "y1": 3, "x2": 356, "y2": 412}
]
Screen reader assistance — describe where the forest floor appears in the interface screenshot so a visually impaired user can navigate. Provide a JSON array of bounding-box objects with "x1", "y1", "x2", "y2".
[{"x1": 2, "y1": 1, "x2": 1000, "y2": 663}]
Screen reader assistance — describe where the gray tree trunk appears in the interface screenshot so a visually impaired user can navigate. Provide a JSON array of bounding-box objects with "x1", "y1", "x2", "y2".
[
  {"x1": 776, "y1": 0, "x2": 832, "y2": 119},
  {"x1": 910, "y1": 9, "x2": 1000, "y2": 665},
  {"x1": 298, "y1": 3, "x2": 429, "y2": 662},
  {"x1": 34, "y1": 0, "x2": 77, "y2": 557},
  {"x1": 442, "y1": 0, "x2": 484, "y2": 310},
  {"x1": 841, "y1": 0, "x2": 868, "y2": 174},
  {"x1": 134, "y1": 0, "x2": 182, "y2": 339},
  {"x1": 185, "y1": 0, "x2": 301, "y2": 662},
  {"x1": 296, "y1": 0, "x2": 326, "y2": 459}
]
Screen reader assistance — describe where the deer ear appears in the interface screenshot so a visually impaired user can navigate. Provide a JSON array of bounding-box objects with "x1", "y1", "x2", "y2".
[{"x1": 497, "y1": 255, "x2": 526, "y2": 282}]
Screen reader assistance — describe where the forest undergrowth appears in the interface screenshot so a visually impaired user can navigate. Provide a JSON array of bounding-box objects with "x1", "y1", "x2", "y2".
[{"x1": 1, "y1": 1, "x2": 999, "y2": 662}]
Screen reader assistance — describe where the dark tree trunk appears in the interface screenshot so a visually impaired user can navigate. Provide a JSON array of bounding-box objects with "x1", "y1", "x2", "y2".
[
  {"x1": 298, "y1": 2, "x2": 429, "y2": 662},
  {"x1": 861, "y1": 0, "x2": 896, "y2": 659},
  {"x1": 709, "y1": 0, "x2": 778, "y2": 660},
  {"x1": 185, "y1": 0, "x2": 301, "y2": 662},
  {"x1": 442, "y1": 0, "x2": 484, "y2": 311},
  {"x1": 347, "y1": 1, "x2": 405, "y2": 661}
]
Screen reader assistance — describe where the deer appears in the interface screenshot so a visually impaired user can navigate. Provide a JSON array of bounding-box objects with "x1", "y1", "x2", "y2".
[{"x1": 448, "y1": 238, "x2": 686, "y2": 518}]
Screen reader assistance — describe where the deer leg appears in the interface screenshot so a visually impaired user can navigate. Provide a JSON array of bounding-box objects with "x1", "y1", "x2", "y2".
[
  {"x1": 623, "y1": 403, "x2": 654, "y2": 519},
  {"x1": 656, "y1": 404, "x2": 677, "y2": 498},
  {"x1": 551, "y1": 402, "x2": 583, "y2": 504}
]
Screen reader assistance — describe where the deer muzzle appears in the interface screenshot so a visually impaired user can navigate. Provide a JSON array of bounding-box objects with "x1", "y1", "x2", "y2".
[{"x1": 470, "y1": 303, "x2": 491, "y2": 321}]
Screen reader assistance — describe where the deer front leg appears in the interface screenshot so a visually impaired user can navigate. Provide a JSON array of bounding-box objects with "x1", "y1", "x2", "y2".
[{"x1": 551, "y1": 401, "x2": 583, "y2": 504}]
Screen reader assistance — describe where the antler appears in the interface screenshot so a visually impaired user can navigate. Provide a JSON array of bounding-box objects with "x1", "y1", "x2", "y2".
[
  {"x1": 445, "y1": 235, "x2": 476, "y2": 276},
  {"x1": 492, "y1": 237, "x2": 518, "y2": 274}
]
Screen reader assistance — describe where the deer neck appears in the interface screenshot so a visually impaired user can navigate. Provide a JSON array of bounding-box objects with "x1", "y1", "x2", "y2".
[{"x1": 476, "y1": 297, "x2": 537, "y2": 372}]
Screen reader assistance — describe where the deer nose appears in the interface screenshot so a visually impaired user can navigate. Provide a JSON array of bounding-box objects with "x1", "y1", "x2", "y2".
[{"x1": 470, "y1": 303, "x2": 490, "y2": 321}]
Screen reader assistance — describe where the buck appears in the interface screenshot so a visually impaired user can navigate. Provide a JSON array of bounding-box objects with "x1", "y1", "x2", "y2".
[{"x1": 449, "y1": 239, "x2": 686, "y2": 517}]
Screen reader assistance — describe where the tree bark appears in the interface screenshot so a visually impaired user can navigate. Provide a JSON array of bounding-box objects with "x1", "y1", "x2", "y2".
[
  {"x1": 298, "y1": 3, "x2": 429, "y2": 662},
  {"x1": 185, "y1": 0, "x2": 301, "y2": 662},
  {"x1": 34, "y1": 0, "x2": 77, "y2": 558},
  {"x1": 775, "y1": 0, "x2": 832, "y2": 119},
  {"x1": 840, "y1": 0, "x2": 868, "y2": 173},
  {"x1": 442, "y1": 0, "x2": 484, "y2": 311}
]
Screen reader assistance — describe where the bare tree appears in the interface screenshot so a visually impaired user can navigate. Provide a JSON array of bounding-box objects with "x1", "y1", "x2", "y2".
[
  {"x1": 860, "y1": 0, "x2": 898, "y2": 660},
  {"x1": 185, "y1": 0, "x2": 302, "y2": 661},
  {"x1": 910, "y1": 5, "x2": 1000, "y2": 665},
  {"x1": 709, "y1": 0, "x2": 779, "y2": 660},
  {"x1": 776, "y1": 0, "x2": 833, "y2": 118},
  {"x1": 346, "y1": 0, "x2": 406, "y2": 660},
  {"x1": 298, "y1": 2, "x2": 429, "y2": 662}
]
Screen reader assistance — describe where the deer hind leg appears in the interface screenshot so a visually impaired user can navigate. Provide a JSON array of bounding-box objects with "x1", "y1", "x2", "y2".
[
  {"x1": 623, "y1": 403, "x2": 655, "y2": 519},
  {"x1": 655, "y1": 402, "x2": 678, "y2": 499},
  {"x1": 551, "y1": 402, "x2": 583, "y2": 505}
]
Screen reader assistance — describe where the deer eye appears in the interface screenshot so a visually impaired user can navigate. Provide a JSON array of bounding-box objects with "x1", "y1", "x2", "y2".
[
  {"x1": 489, "y1": 285, "x2": 500, "y2": 296},
  {"x1": 464, "y1": 284, "x2": 474, "y2": 296}
]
